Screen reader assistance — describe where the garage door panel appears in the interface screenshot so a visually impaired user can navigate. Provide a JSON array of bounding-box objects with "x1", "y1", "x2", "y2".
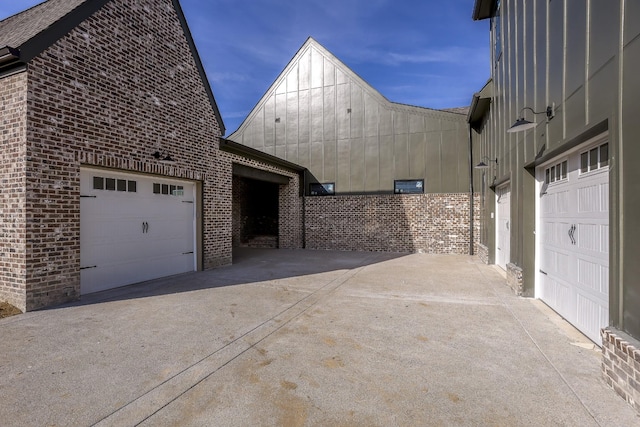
[
  {"x1": 537, "y1": 138, "x2": 609, "y2": 345},
  {"x1": 80, "y1": 168, "x2": 196, "y2": 295}
]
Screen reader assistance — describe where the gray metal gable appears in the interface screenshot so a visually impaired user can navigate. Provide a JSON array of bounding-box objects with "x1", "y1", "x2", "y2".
[{"x1": 228, "y1": 37, "x2": 469, "y2": 194}]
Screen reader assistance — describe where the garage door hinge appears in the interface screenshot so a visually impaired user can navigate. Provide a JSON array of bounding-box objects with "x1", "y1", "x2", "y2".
[
  {"x1": 182, "y1": 201, "x2": 194, "y2": 204},
  {"x1": 80, "y1": 195, "x2": 97, "y2": 198},
  {"x1": 80, "y1": 265, "x2": 97, "y2": 270},
  {"x1": 182, "y1": 251, "x2": 194, "y2": 255}
]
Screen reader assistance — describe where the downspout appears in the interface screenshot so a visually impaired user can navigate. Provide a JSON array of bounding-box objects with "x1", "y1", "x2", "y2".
[{"x1": 468, "y1": 124, "x2": 475, "y2": 256}]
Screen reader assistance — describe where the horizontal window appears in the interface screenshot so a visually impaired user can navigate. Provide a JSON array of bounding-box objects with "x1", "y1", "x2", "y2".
[
  {"x1": 580, "y1": 142, "x2": 609, "y2": 174},
  {"x1": 153, "y1": 182, "x2": 184, "y2": 196},
  {"x1": 93, "y1": 176, "x2": 136, "y2": 192},
  {"x1": 544, "y1": 160, "x2": 567, "y2": 184},
  {"x1": 394, "y1": 179, "x2": 424, "y2": 194},
  {"x1": 309, "y1": 182, "x2": 335, "y2": 196}
]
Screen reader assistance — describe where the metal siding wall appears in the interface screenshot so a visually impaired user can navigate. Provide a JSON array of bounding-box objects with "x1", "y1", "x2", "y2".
[
  {"x1": 365, "y1": 136, "x2": 380, "y2": 191},
  {"x1": 441, "y1": 130, "x2": 460, "y2": 193},
  {"x1": 409, "y1": 132, "x2": 425, "y2": 180},
  {"x1": 350, "y1": 138, "x2": 365, "y2": 192},
  {"x1": 588, "y1": 1, "x2": 619, "y2": 124},
  {"x1": 425, "y1": 132, "x2": 441, "y2": 192},
  {"x1": 379, "y1": 135, "x2": 394, "y2": 191},
  {"x1": 228, "y1": 41, "x2": 469, "y2": 194},
  {"x1": 622, "y1": 4, "x2": 640, "y2": 337}
]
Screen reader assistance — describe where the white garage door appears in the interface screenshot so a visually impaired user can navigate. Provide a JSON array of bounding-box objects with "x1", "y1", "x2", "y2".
[
  {"x1": 537, "y1": 139, "x2": 609, "y2": 344},
  {"x1": 80, "y1": 168, "x2": 196, "y2": 294},
  {"x1": 496, "y1": 184, "x2": 511, "y2": 271}
]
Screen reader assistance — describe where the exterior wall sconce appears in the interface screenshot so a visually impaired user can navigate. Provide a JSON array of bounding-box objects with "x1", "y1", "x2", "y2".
[
  {"x1": 507, "y1": 103, "x2": 555, "y2": 133},
  {"x1": 475, "y1": 157, "x2": 498, "y2": 169},
  {"x1": 152, "y1": 150, "x2": 175, "y2": 163}
]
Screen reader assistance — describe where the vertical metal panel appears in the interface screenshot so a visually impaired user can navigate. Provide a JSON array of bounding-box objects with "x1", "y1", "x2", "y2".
[
  {"x1": 275, "y1": 145, "x2": 286, "y2": 159},
  {"x1": 409, "y1": 132, "x2": 425, "y2": 179},
  {"x1": 324, "y1": 139, "x2": 336, "y2": 182},
  {"x1": 336, "y1": 83, "x2": 350, "y2": 140},
  {"x1": 565, "y1": 88, "x2": 586, "y2": 136},
  {"x1": 299, "y1": 49, "x2": 311, "y2": 91},
  {"x1": 590, "y1": 1, "x2": 620, "y2": 75},
  {"x1": 310, "y1": 88, "x2": 323, "y2": 142},
  {"x1": 323, "y1": 57, "x2": 335, "y2": 87},
  {"x1": 287, "y1": 62, "x2": 298, "y2": 93},
  {"x1": 456, "y1": 127, "x2": 470, "y2": 192},
  {"x1": 625, "y1": 1, "x2": 640, "y2": 44},
  {"x1": 286, "y1": 92, "x2": 298, "y2": 147},
  {"x1": 253, "y1": 107, "x2": 265, "y2": 149},
  {"x1": 424, "y1": 116, "x2": 441, "y2": 132},
  {"x1": 275, "y1": 93, "x2": 286, "y2": 147},
  {"x1": 310, "y1": 142, "x2": 324, "y2": 180},
  {"x1": 298, "y1": 142, "x2": 310, "y2": 169},
  {"x1": 364, "y1": 93, "x2": 379, "y2": 137},
  {"x1": 336, "y1": 66, "x2": 348, "y2": 85},
  {"x1": 394, "y1": 133, "x2": 409, "y2": 180},
  {"x1": 287, "y1": 144, "x2": 299, "y2": 164},
  {"x1": 440, "y1": 117, "x2": 458, "y2": 131},
  {"x1": 276, "y1": 79, "x2": 286, "y2": 95},
  {"x1": 350, "y1": 83, "x2": 364, "y2": 139},
  {"x1": 264, "y1": 94, "x2": 275, "y2": 148},
  {"x1": 440, "y1": 130, "x2": 459, "y2": 193},
  {"x1": 588, "y1": 61, "x2": 616, "y2": 123},
  {"x1": 409, "y1": 113, "x2": 425, "y2": 134},
  {"x1": 349, "y1": 138, "x2": 365, "y2": 192},
  {"x1": 548, "y1": 0, "x2": 563, "y2": 108},
  {"x1": 535, "y1": 0, "x2": 547, "y2": 119},
  {"x1": 364, "y1": 136, "x2": 379, "y2": 191},
  {"x1": 337, "y1": 139, "x2": 350, "y2": 190},
  {"x1": 394, "y1": 111, "x2": 408, "y2": 134},
  {"x1": 565, "y1": 0, "x2": 586, "y2": 97},
  {"x1": 299, "y1": 89, "x2": 310, "y2": 144},
  {"x1": 379, "y1": 135, "x2": 394, "y2": 191},
  {"x1": 379, "y1": 106, "x2": 393, "y2": 136},
  {"x1": 311, "y1": 47, "x2": 323, "y2": 89},
  {"x1": 425, "y1": 132, "x2": 441, "y2": 192},
  {"x1": 323, "y1": 86, "x2": 336, "y2": 141}
]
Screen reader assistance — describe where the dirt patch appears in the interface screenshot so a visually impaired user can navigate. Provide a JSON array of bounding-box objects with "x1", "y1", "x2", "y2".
[{"x1": 0, "y1": 301, "x2": 22, "y2": 319}]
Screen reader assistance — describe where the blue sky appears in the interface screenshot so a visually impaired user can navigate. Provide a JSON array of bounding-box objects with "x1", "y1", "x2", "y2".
[{"x1": 0, "y1": 0, "x2": 490, "y2": 135}]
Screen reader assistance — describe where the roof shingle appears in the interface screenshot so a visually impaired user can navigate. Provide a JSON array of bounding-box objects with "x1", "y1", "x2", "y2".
[{"x1": 0, "y1": 0, "x2": 88, "y2": 48}]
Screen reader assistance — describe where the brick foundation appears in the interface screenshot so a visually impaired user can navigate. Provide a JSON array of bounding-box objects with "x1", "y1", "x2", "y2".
[
  {"x1": 601, "y1": 328, "x2": 640, "y2": 414},
  {"x1": 477, "y1": 243, "x2": 489, "y2": 264},
  {"x1": 506, "y1": 263, "x2": 524, "y2": 296}
]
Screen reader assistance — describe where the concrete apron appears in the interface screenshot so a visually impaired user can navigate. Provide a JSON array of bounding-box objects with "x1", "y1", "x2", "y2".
[{"x1": 0, "y1": 249, "x2": 637, "y2": 426}]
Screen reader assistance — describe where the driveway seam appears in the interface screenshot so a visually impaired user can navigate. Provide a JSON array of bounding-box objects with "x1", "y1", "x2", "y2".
[
  {"x1": 93, "y1": 255, "x2": 377, "y2": 426},
  {"x1": 474, "y1": 263, "x2": 603, "y2": 427}
]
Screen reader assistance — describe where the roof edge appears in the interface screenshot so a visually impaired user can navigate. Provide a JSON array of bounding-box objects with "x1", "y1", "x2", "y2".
[
  {"x1": 219, "y1": 138, "x2": 306, "y2": 173},
  {"x1": 17, "y1": 0, "x2": 111, "y2": 64},
  {"x1": 171, "y1": 0, "x2": 225, "y2": 135},
  {"x1": 472, "y1": 0, "x2": 497, "y2": 21}
]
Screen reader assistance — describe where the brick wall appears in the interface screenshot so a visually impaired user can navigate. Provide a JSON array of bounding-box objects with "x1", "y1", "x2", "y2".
[
  {"x1": 305, "y1": 193, "x2": 475, "y2": 254},
  {"x1": 477, "y1": 243, "x2": 489, "y2": 264},
  {"x1": 601, "y1": 328, "x2": 640, "y2": 414},
  {"x1": 19, "y1": 0, "x2": 224, "y2": 310},
  {"x1": 232, "y1": 176, "x2": 247, "y2": 247},
  {"x1": 221, "y1": 151, "x2": 303, "y2": 251},
  {"x1": 0, "y1": 72, "x2": 28, "y2": 311}
]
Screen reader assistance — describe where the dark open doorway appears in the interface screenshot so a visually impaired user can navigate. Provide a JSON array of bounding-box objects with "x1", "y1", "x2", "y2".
[{"x1": 232, "y1": 175, "x2": 279, "y2": 249}]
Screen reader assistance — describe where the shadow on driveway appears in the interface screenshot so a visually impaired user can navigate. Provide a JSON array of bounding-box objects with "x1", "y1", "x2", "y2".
[{"x1": 57, "y1": 247, "x2": 408, "y2": 309}]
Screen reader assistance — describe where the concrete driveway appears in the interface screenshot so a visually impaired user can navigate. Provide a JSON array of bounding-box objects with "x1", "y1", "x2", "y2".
[{"x1": 0, "y1": 248, "x2": 638, "y2": 426}]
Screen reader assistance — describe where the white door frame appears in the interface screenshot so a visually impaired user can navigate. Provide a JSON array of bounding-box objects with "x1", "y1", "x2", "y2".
[{"x1": 495, "y1": 183, "x2": 511, "y2": 271}]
